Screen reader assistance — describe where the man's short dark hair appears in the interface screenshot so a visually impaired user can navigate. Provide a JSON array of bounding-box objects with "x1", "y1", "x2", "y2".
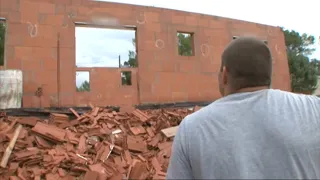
[{"x1": 220, "y1": 37, "x2": 272, "y2": 91}]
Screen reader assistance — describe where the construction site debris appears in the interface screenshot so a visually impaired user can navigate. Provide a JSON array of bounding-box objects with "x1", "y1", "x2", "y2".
[
  {"x1": 161, "y1": 126, "x2": 179, "y2": 138},
  {"x1": 0, "y1": 106, "x2": 195, "y2": 179},
  {"x1": 194, "y1": 105, "x2": 202, "y2": 112},
  {"x1": 0, "y1": 112, "x2": 6, "y2": 118}
]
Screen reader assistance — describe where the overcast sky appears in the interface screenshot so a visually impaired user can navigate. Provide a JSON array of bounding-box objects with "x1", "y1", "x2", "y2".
[
  {"x1": 76, "y1": 27, "x2": 135, "y2": 86},
  {"x1": 76, "y1": 0, "x2": 320, "y2": 87}
]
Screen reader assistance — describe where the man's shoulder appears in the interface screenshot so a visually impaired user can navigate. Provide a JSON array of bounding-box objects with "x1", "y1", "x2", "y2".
[
  {"x1": 182, "y1": 90, "x2": 320, "y2": 128},
  {"x1": 182, "y1": 102, "x2": 220, "y2": 127},
  {"x1": 270, "y1": 89, "x2": 320, "y2": 103}
]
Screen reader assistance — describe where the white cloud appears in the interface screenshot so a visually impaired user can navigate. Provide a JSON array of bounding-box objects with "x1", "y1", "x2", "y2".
[{"x1": 75, "y1": 27, "x2": 135, "y2": 68}]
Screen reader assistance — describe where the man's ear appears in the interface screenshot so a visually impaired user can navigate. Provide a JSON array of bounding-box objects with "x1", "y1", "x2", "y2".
[{"x1": 222, "y1": 66, "x2": 228, "y2": 85}]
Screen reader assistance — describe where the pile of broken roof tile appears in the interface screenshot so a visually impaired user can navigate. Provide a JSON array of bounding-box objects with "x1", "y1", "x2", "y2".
[{"x1": 0, "y1": 106, "x2": 200, "y2": 180}]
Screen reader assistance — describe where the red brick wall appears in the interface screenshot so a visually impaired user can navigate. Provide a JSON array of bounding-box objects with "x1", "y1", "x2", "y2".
[{"x1": 0, "y1": 0, "x2": 291, "y2": 108}]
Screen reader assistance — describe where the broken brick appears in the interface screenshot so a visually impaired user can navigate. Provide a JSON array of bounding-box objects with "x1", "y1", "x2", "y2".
[
  {"x1": 194, "y1": 105, "x2": 202, "y2": 112},
  {"x1": 153, "y1": 171, "x2": 166, "y2": 179},
  {"x1": 83, "y1": 171, "x2": 99, "y2": 180},
  {"x1": 127, "y1": 136, "x2": 147, "y2": 153},
  {"x1": 146, "y1": 127, "x2": 155, "y2": 137},
  {"x1": 129, "y1": 162, "x2": 149, "y2": 179},
  {"x1": 32, "y1": 122, "x2": 66, "y2": 143},
  {"x1": 151, "y1": 157, "x2": 162, "y2": 172},
  {"x1": 158, "y1": 142, "x2": 172, "y2": 150},
  {"x1": 124, "y1": 150, "x2": 132, "y2": 165},
  {"x1": 130, "y1": 125, "x2": 146, "y2": 135},
  {"x1": 35, "y1": 136, "x2": 52, "y2": 148},
  {"x1": 132, "y1": 109, "x2": 150, "y2": 122},
  {"x1": 77, "y1": 133, "x2": 87, "y2": 154},
  {"x1": 17, "y1": 117, "x2": 39, "y2": 127}
]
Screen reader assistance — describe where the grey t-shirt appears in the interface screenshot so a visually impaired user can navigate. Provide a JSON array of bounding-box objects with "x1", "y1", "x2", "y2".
[{"x1": 167, "y1": 89, "x2": 320, "y2": 179}]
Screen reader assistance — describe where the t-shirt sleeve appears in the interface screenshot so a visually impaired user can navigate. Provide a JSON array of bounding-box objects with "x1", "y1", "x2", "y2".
[{"x1": 166, "y1": 117, "x2": 193, "y2": 179}]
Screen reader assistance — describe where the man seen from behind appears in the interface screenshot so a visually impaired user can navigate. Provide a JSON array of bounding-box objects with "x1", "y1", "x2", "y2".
[{"x1": 167, "y1": 37, "x2": 320, "y2": 179}]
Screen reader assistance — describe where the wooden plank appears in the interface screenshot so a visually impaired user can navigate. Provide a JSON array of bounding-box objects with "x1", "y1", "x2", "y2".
[
  {"x1": 161, "y1": 126, "x2": 179, "y2": 138},
  {"x1": 1, "y1": 124, "x2": 22, "y2": 168}
]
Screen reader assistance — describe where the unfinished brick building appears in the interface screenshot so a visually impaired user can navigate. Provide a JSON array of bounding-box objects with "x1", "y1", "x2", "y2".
[{"x1": 0, "y1": 0, "x2": 291, "y2": 108}]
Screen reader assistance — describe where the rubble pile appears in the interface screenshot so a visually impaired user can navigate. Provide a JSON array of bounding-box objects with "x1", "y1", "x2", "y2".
[{"x1": 0, "y1": 106, "x2": 198, "y2": 180}]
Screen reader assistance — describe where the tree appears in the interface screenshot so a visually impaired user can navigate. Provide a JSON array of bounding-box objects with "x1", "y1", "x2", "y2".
[
  {"x1": 124, "y1": 38, "x2": 137, "y2": 68},
  {"x1": 284, "y1": 30, "x2": 315, "y2": 56},
  {"x1": 283, "y1": 28, "x2": 318, "y2": 93},
  {"x1": 0, "y1": 22, "x2": 5, "y2": 66},
  {"x1": 177, "y1": 33, "x2": 193, "y2": 56},
  {"x1": 122, "y1": 39, "x2": 136, "y2": 85},
  {"x1": 76, "y1": 80, "x2": 90, "y2": 92}
]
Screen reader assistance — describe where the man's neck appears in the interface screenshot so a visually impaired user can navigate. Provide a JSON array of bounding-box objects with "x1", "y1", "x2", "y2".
[
  {"x1": 236, "y1": 86, "x2": 270, "y2": 93},
  {"x1": 226, "y1": 86, "x2": 269, "y2": 96}
]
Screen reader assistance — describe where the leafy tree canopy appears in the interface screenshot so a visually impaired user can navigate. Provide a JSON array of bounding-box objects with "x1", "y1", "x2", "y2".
[
  {"x1": 76, "y1": 80, "x2": 90, "y2": 92},
  {"x1": 177, "y1": 33, "x2": 193, "y2": 56},
  {"x1": 283, "y1": 28, "x2": 319, "y2": 93}
]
